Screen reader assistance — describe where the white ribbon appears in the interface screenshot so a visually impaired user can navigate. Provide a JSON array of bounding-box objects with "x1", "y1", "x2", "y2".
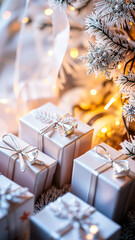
[{"x1": 50, "y1": 197, "x2": 100, "y2": 239}]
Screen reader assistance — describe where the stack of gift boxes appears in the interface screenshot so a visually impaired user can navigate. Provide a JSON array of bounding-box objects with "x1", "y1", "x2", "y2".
[{"x1": 0, "y1": 102, "x2": 135, "y2": 240}]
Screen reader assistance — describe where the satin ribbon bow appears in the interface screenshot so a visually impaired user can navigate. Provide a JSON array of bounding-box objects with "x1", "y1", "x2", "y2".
[
  {"x1": 95, "y1": 145, "x2": 130, "y2": 177},
  {"x1": 34, "y1": 110, "x2": 78, "y2": 137},
  {"x1": 0, "y1": 134, "x2": 45, "y2": 173},
  {"x1": 50, "y1": 197, "x2": 100, "y2": 240}
]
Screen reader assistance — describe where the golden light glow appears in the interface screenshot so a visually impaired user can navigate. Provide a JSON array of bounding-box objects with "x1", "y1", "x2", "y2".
[
  {"x1": 130, "y1": 21, "x2": 133, "y2": 26},
  {"x1": 115, "y1": 120, "x2": 120, "y2": 126},
  {"x1": 70, "y1": 48, "x2": 79, "y2": 58},
  {"x1": 117, "y1": 63, "x2": 122, "y2": 70},
  {"x1": 0, "y1": 98, "x2": 8, "y2": 104},
  {"x1": 86, "y1": 233, "x2": 93, "y2": 240},
  {"x1": 90, "y1": 89, "x2": 97, "y2": 96},
  {"x1": 21, "y1": 17, "x2": 29, "y2": 24},
  {"x1": 2, "y1": 11, "x2": 11, "y2": 20},
  {"x1": 44, "y1": 8, "x2": 53, "y2": 16},
  {"x1": 48, "y1": 50, "x2": 53, "y2": 57},
  {"x1": 42, "y1": 78, "x2": 49, "y2": 84},
  {"x1": 101, "y1": 127, "x2": 107, "y2": 133},
  {"x1": 89, "y1": 225, "x2": 99, "y2": 235},
  {"x1": 104, "y1": 96, "x2": 116, "y2": 110},
  {"x1": 70, "y1": 6, "x2": 75, "y2": 11}
]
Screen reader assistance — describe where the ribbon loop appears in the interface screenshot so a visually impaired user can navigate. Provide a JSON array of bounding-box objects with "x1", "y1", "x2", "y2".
[
  {"x1": 0, "y1": 134, "x2": 45, "y2": 174},
  {"x1": 95, "y1": 144, "x2": 130, "y2": 177}
]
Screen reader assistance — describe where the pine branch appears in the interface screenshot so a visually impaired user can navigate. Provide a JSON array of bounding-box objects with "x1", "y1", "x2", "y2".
[
  {"x1": 86, "y1": 13, "x2": 134, "y2": 57},
  {"x1": 115, "y1": 73, "x2": 135, "y2": 94},
  {"x1": 95, "y1": 0, "x2": 135, "y2": 29}
]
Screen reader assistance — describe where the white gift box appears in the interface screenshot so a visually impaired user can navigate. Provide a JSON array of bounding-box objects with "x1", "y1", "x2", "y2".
[
  {"x1": 0, "y1": 174, "x2": 34, "y2": 240},
  {"x1": 0, "y1": 134, "x2": 57, "y2": 201},
  {"x1": 71, "y1": 142, "x2": 135, "y2": 222},
  {"x1": 30, "y1": 192, "x2": 121, "y2": 240},
  {"x1": 19, "y1": 102, "x2": 93, "y2": 188}
]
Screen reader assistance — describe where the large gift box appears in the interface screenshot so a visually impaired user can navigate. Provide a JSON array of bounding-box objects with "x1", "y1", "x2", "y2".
[
  {"x1": 19, "y1": 102, "x2": 93, "y2": 187},
  {"x1": 0, "y1": 134, "x2": 57, "y2": 201},
  {"x1": 71, "y1": 142, "x2": 135, "y2": 222},
  {"x1": 30, "y1": 192, "x2": 121, "y2": 240},
  {"x1": 0, "y1": 174, "x2": 34, "y2": 240}
]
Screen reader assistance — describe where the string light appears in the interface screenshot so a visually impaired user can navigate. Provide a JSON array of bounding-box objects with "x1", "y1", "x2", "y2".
[
  {"x1": 130, "y1": 21, "x2": 133, "y2": 26},
  {"x1": 101, "y1": 127, "x2": 107, "y2": 133},
  {"x1": 48, "y1": 50, "x2": 53, "y2": 56},
  {"x1": 90, "y1": 89, "x2": 97, "y2": 96},
  {"x1": 2, "y1": 11, "x2": 11, "y2": 20},
  {"x1": 89, "y1": 225, "x2": 99, "y2": 235},
  {"x1": 21, "y1": 17, "x2": 29, "y2": 24},
  {"x1": 44, "y1": 8, "x2": 53, "y2": 16},
  {"x1": 70, "y1": 48, "x2": 79, "y2": 58},
  {"x1": 115, "y1": 120, "x2": 120, "y2": 126},
  {"x1": 86, "y1": 233, "x2": 93, "y2": 240},
  {"x1": 70, "y1": 6, "x2": 75, "y2": 11},
  {"x1": 117, "y1": 63, "x2": 122, "y2": 70}
]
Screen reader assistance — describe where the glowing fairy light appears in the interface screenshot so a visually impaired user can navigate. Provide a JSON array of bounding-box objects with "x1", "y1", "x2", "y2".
[
  {"x1": 86, "y1": 233, "x2": 93, "y2": 239},
  {"x1": 0, "y1": 98, "x2": 8, "y2": 104},
  {"x1": 70, "y1": 48, "x2": 79, "y2": 58},
  {"x1": 89, "y1": 225, "x2": 99, "y2": 235},
  {"x1": 101, "y1": 127, "x2": 107, "y2": 133},
  {"x1": 2, "y1": 11, "x2": 11, "y2": 20},
  {"x1": 44, "y1": 8, "x2": 53, "y2": 16},
  {"x1": 117, "y1": 63, "x2": 122, "y2": 70},
  {"x1": 21, "y1": 17, "x2": 29, "y2": 24},
  {"x1": 70, "y1": 6, "x2": 75, "y2": 11},
  {"x1": 90, "y1": 89, "x2": 97, "y2": 96},
  {"x1": 115, "y1": 120, "x2": 120, "y2": 126},
  {"x1": 48, "y1": 50, "x2": 53, "y2": 57}
]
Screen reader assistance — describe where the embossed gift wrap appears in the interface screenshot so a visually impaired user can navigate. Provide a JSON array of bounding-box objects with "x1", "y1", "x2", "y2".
[
  {"x1": 0, "y1": 134, "x2": 57, "y2": 201},
  {"x1": 19, "y1": 102, "x2": 93, "y2": 188},
  {"x1": 30, "y1": 192, "x2": 121, "y2": 240},
  {"x1": 0, "y1": 174, "x2": 34, "y2": 240},
  {"x1": 71, "y1": 143, "x2": 135, "y2": 223}
]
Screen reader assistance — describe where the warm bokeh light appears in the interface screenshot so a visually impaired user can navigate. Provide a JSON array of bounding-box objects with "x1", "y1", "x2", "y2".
[
  {"x1": 21, "y1": 17, "x2": 29, "y2": 24},
  {"x1": 42, "y1": 78, "x2": 49, "y2": 84},
  {"x1": 90, "y1": 89, "x2": 97, "y2": 96},
  {"x1": 117, "y1": 63, "x2": 122, "y2": 70},
  {"x1": 70, "y1": 48, "x2": 79, "y2": 58},
  {"x1": 115, "y1": 120, "x2": 120, "y2": 126},
  {"x1": 86, "y1": 233, "x2": 93, "y2": 240},
  {"x1": 130, "y1": 21, "x2": 133, "y2": 26},
  {"x1": 70, "y1": 6, "x2": 75, "y2": 11},
  {"x1": 89, "y1": 225, "x2": 99, "y2": 235},
  {"x1": 0, "y1": 98, "x2": 8, "y2": 104},
  {"x1": 48, "y1": 50, "x2": 53, "y2": 57},
  {"x1": 101, "y1": 127, "x2": 107, "y2": 133},
  {"x1": 2, "y1": 11, "x2": 11, "y2": 20},
  {"x1": 44, "y1": 8, "x2": 53, "y2": 16}
]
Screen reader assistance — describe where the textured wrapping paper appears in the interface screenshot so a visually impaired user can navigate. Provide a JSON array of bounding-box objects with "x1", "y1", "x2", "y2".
[
  {"x1": 0, "y1": 174, "x2": 34, "y2": 240},
  {"x1": 30, "y1": 192, "x2": 121, "y2": 240},
  {"x1": 19, "y1": 102, "x2": 93, "y2": 188},
  {"x1": 0, "y1": 134, "x2": 57, "y2": 201},
  {"x1": 71, "y1": 143, "x2": 135, "y2": 223}
]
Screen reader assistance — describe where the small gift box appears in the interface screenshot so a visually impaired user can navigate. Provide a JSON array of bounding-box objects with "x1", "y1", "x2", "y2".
[
  {"x1": 30, "y1": 192, "x2": 121, "y2": 240},
  {"x1": 71, "y1": 142, "x2": 135, "y2": 222},
  {"x1": 19, "y1": 102, "x2": 93, "y2": 187},
  {"x1": 0, "y1": 174, "x2": 34, "y2": 240},
  {"x1": 0, "y1": 134, "x2": 57, "y2": 201}
]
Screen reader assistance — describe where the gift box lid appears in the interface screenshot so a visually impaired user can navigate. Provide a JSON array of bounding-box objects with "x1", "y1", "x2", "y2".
[
  {"x1": 30, "y1": 192, "x2": 121, "y2": 240},
  {"x1": 0, "y1": 175, "x2": 34, "y2": 221},
  {"x1": 20, "y1": 102, "x2": 93, "y2": 148}
]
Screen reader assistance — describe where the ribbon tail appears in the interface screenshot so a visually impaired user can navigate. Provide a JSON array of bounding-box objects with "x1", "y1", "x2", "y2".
[
  {"x1": 56, "y1": 223, "x2": 73, "y2": 238},
  {"x1": 19, "y1": 153, "x2": 25, "y2": 172}
]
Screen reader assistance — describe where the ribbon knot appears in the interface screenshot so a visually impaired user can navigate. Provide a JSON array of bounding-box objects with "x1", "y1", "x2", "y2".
[
  {"x1": 95, "y1": 145, "x2": 130, "y2": 177},
  {"x1": 34, "y1": 110, "x2": 78, "y2": 137},
  {"x1": 50, "y1": 197, "x2": 99, "y2": 239},
  {"x1": 0, "y1": 134, "x2": 45, "y2": 173}
]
